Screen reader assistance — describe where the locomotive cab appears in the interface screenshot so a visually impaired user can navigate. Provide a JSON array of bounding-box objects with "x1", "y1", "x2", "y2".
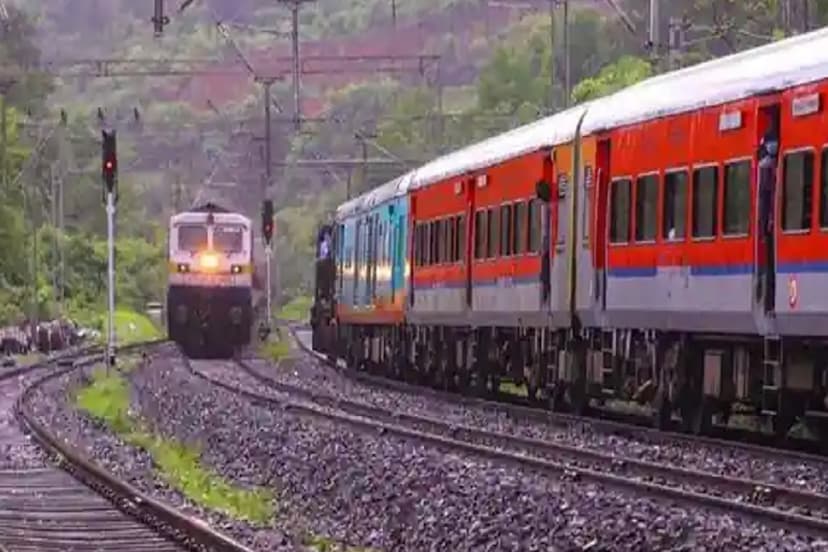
[{"x1": 311, "y1": 224, "x2": 336, "y2": 354}]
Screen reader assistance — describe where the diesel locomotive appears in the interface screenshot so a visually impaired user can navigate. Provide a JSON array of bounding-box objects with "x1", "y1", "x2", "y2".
[{"x1": 166, "y1": 201, "x2": 256, "y2": 357}]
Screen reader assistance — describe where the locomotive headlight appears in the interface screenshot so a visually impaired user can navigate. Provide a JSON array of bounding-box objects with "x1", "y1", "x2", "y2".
[
  {"x1": 177, "y1": 263, "x2": 190, "y2": 273},
  {"x1": 198, "y1": 252, "x2": 220, "y2": 271},
  {"x1": 230, "y1": 264, "x2": 242, "y2": 274}
]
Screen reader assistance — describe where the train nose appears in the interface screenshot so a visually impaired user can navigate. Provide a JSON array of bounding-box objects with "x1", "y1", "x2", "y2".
[
  {"x1": 230, "y1": 306, "x2": 242, "y2": 324},
  {"x1": 175, "y1": 305, "x2": 188, "y2": 324}
]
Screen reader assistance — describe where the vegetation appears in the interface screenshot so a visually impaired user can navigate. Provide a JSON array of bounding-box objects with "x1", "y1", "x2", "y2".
[
  {"x1": 259, "y1": 330, "x2": 291, "y2": 362},
  {"x1": 303, "y1": 533, "x2": 377, "y2": 552},
  {"x1": 277, "y1": 295, "x2": 313, "y2": 322},
  {"x1": 75, "y1": 366, "x2": 275, "y2": 523},
  {"x1": 3, "y1": 1, "x2": 824, "y2": 315}
]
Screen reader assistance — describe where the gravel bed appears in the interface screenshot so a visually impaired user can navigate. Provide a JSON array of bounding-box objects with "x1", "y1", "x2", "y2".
[
  {"x1": 199, "y1": 362, "x2": 828, "y2": 518},
  {"x1": 0, "y1": 367, "x2": 51, "y2": 469},
  {"x1": 22, "y1": 346, "x2": 828, "y2": 551},
  {"x1": 182, "y1": 355, "x2": 823, "y2": 551},
  {"x1": 25, "y1": 349, "x2": 296, "y2": 552},
  {"x1": 257, "y1": 335, "x2": 828, "y2": 495}
]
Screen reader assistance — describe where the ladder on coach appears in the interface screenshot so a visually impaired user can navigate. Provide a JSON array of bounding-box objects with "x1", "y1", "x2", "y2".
[
  {"x1": 761, "y1": 335, "x2": 783, "y2": 416},
  {"x1": 600, "y1": 329, "x2": 615, "y2": 395}
]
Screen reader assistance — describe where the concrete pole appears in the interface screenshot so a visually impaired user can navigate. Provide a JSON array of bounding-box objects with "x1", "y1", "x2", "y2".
[
  {"x1": 563, "y1": 0, "x2": 570, "y2": 107},
  {"x1": 291, "y1": 1, "x2": 301, "y2": 131}
]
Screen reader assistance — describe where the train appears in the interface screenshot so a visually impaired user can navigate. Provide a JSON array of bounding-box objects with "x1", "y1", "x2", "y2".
[
  {"x1": 311, "y1": 27, "x2": 828, "y2": 442},
  {"x1": 166, "y1": 201, "x2": 264, "y2": 358}
]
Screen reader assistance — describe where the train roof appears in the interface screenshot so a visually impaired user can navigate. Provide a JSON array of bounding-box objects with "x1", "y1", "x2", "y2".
[
  {"x1": 335, "y1": 171, "x2": 413, "y2": 220},
  {"x1": 406, "y1": 104, "x2": 590, "y2": 192},
  {"x1": 170, "y1": 210, "x2": 251, "y2": 225},
  {"x1": 333, "y1": 27, "x2": 828, "y2": 222},
  {"x1": 583, "y1": 26, "x2": 828, "y2": 132}
]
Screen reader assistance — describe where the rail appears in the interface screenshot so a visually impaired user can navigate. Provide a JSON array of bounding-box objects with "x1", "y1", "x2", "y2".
[{"x1": 13, "y1": 341, "x2": 255, "y2": 552}]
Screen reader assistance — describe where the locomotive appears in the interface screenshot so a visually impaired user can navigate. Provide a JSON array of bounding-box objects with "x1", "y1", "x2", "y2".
[
  {"x1": 166, "y1": 201, "x2": 257, "y2": 357},
  {"x1": 312, "y1": 27, "x2": 828, "y2": 442}
]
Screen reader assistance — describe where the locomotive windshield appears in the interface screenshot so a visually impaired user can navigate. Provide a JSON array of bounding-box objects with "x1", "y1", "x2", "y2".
[
  {"x1": 213, "y1": 224, "x2": 245, "y2": 253},
  {"x1": 178, "y1": 225, "x2": 208, "y2": 251}
]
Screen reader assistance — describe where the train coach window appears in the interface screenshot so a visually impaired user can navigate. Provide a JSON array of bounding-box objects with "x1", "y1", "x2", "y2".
[
  {"x1": 528, "y1": 199, "x2": 542, "y2": 253},
  {"x1": 692, "y1": 166, "x2": 719, "y2": 238},
  {"x1": 177, "y1": 225, "x2": 208, "y2": 251},
  {"x1": 474, "y1": 210, "x2": 487, "y2": 259},
  {"x1": 445, "y1": 218, "x2": 454, "y2": 264},
  {"x1": 411, "y1": 222, "x2": 423, "y2": 266},
  {"x1": 610, "y1": 179, "x2": 631, "y2": 243},
  {"x1": 635, "y1": 174, "x2": 658, "y2": 242},
  {"x1": 663, "y1": 171, "x2": 688, "y2": 240},
  {"x1": 430, "y1": 220, "x2": 439, "y2": 265},
  {"x1": 487, "y1": 207, "x2": 499, "y2": 258},
  {"x1": 501, "y1": 204, "x2": 513, "y2": 256},
  {"x1": 723, "y1": 160, "x2": 751, "y2": 236},
  {"x1": 456, "y1": 214, "x2": 466, "y2": 262},
  {"x1": 782, "y1": 150, "x2": 814, "y2": 232},
  {"x1": 514, "y1": 201, "x2": 527, "y2": 254}
]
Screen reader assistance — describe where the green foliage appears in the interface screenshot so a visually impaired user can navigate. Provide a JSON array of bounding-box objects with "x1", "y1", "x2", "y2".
[
  {"x1": 274, "y1": 201, "x2": 332, "y2": 298},
  {"x1": 112, "y1": 310, "x2": 162, "y2": 345},
  {"x1": 303, "y1": 533, "x2": 378, "y2": 552},
  {"x1": 259, "y1": 333, "x2": 291, "y2": 363},
  {"x1": 277, "y1": 295, "x2": 312, "y2": 322},
  {"x1": 75, "y1": 367, "x2": 275, "y2": 524},
  {"x1": 571, "y1": 55, "x2": 653, "y2": 103}
]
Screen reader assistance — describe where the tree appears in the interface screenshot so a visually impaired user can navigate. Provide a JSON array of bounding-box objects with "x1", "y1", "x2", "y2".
[{"x1": 571, "y1": 55, "x2": 653, "y2": 103}]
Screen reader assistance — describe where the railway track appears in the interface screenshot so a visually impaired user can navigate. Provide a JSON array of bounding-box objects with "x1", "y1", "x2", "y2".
[
  {"x1": 2, "y1": 343, "x2": 254, "y2": 552},
  {"x1": 186, "y1": 347, "x2": 828, "y2": 541},
  {"x1": 287, "y1": 323, "x2": 828, "y2": 469}
]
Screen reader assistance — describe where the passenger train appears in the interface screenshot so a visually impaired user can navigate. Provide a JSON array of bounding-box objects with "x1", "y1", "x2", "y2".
[
  {"x1": 166, "y1": 201, "x2": 260, "y2": 357},
  {"x1": 311, "y1": 27, "x2": 828, "y2": 441}
]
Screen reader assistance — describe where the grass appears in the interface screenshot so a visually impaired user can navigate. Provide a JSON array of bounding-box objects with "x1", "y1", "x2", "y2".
[
  {"x1": 276, "y1": 296, "x2": 312, "y2": 322},
  {"x1": 259, "y1": 327, "x2": 291, "y2": 362},
  {"x1": 74, "y1": 367, "x2": 275, "y2": 524},
  {"x1": 12, "y1": 352, "x2": 45, "y2": 366},
  {"x1": 112, "y1": 309, "x2": 163, "y2": 345},
  {"x1": 303, "y1": 534, "x2": 377, "y2": 552},
  {"x1": 498, "y1": 380, "x2": 528, "y2": 398},
  {"x1": 78, "y1": 308, "x2": 163, "y2": 346}
]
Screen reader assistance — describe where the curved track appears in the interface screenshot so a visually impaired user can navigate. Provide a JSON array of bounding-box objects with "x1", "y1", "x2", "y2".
[
  {"x1": 2, "y1": 345, "x2": 254, "y2": 552},
  {"x1": 185, "y1": 343, "x2": 828, "y2": 540}
]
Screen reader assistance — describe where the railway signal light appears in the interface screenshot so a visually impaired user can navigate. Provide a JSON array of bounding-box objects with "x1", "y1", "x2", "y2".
[
  {"x1": 101, "y1": 129, "x2": 117, "y2": 199},
  {"x1": 262, "y1": 200, "x2": 275, "y2": 244}
]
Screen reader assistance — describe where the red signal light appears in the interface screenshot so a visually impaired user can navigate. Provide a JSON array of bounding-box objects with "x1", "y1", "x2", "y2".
[{"x1": 105, "y1": 160, "x2": 114, "y2": 170}]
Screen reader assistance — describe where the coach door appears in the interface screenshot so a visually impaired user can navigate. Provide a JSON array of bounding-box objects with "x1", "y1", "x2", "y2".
[
  {"x1": 465, "y1": 177, "x2": 476, "y2": 308},
  {"x1": 594, "y1": 138, "x2": 611, "y2": 310},
  {"x1": 755, "y1": 101, "x2": 781, "y2": 315}
]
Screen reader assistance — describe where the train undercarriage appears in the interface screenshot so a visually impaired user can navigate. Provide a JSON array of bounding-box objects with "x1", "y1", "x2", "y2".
[
  {"x1": 167, "y1": 285, "x2": 253, "y2": 358},
  {"x1": 313, "y1": 322, "x2": 828, "y2": 446}
]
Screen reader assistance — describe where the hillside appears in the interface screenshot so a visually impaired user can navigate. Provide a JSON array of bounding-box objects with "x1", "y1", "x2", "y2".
[{"x1": 7, "y1": 0, "x2": 822, "y2": 304}]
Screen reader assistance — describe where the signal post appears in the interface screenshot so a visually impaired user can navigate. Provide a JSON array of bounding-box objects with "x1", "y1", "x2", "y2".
[
  {"x1": 261, "y1": 199, "x2": 274, "y2": 338},
  {"x1": 102, "y1": 129, "x2": 118, "y2": 369}
]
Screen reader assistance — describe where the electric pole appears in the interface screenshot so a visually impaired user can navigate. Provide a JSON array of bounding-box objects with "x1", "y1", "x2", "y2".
[
  {"x1": 562, "y1": 0, "x2": 570, "y2": 107},
  {"x1": 548, "y1": 0, "x2": 555, "y2": 110},
  {"x1": 648, "y1": 0, "x2": 660, "y2": 67},
  {"x1": 0, "y1": 78, "x2": 13, "y2": 190},
  {"x1": 277, "y1": 0, "x2": 316, "y2": 131}
]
